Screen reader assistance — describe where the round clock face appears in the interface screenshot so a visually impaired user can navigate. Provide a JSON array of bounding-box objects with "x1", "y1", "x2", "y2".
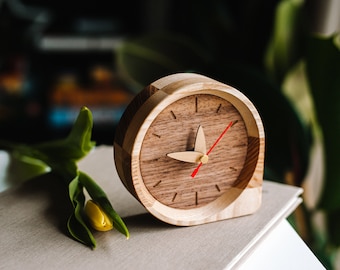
[{"x1": 139, "y1": 93, "x2": 248, "y2": 209}]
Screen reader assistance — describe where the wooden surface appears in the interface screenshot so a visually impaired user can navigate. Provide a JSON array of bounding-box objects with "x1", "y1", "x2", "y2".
[
  {"x1": 114, "y1": 73, "x2": 265, "y2": 225},
  {"x1": 0, "y1": 146, "x2": 303, "y2": 270}
]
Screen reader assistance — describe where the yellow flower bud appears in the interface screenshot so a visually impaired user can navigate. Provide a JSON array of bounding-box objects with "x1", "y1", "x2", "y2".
[{"x1": 84, "y1": 200, "x2": 113, "y2": 231}]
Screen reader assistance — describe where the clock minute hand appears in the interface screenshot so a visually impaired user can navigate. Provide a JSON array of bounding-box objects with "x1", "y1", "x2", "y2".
[{"x1": 167, "y1": 151, "x2": 205, "y2": 164}]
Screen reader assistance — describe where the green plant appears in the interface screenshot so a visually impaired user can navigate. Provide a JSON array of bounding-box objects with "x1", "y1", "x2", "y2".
[{"x1": 0, "y1": 107, "x2": 129, "y2": 248}]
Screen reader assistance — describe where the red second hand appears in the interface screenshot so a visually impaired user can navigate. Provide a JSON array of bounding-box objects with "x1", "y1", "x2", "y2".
[{"x1": 191, "y1": 121, "x2": 234, "y2": 178}]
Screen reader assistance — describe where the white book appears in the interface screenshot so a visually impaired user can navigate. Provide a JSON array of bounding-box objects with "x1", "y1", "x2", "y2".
[{"x1": 0, "y1": 146, "x2": 304, "y2": 269}]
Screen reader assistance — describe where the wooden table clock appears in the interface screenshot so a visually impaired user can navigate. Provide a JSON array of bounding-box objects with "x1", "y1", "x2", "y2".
[{"x1": 114, "y1": 73, "x2": 265, "y2": 226}]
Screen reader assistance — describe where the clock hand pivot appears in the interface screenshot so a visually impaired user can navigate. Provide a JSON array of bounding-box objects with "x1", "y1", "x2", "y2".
[{"x1": 200, "y1": 154, "x2": 209, "y2": 164}]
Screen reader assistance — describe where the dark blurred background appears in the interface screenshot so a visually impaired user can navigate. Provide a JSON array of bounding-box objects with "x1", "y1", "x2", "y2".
[
  {"x1": 0, "y1": 0, "x2": 336, "y2": 145},
  {"x1": 0, "y1": 0, "x2": 149, "y2": 144}
]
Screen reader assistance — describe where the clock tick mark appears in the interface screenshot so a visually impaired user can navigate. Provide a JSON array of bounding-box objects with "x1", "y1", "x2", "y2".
[
  {"x1": 231, "y1": 120, "x2": 239, "y2": 126},
  {"x1": 229, "y1": 167, "x2": 237, "y2": 171},
  {"x1": 152, "y1": 133, "x2": 161, "y2": 138},
  {"x1": 195, "y1": 192, "x2": 198, "y2": 205},
  {"x1": 195, "y1": 97, "x2": 198, "y2": 113},
  {"x1": 170, "y1": 110, "x2": 177, "y2": 119},
  {"x1": 215, "y1": 184, "x2": 221, "y2": 192},
  {"x1": 172, "y1": 192, "x2": 178, "y2": 202},
  {"x1": 153, "y1": 180, "x2": 162, "y2": 187},
  {"x1": 216, "y1": 104, "x2": 222, "y2": 113},
  {"x1": 233, "y1": 143, "x2": 247, "y2": 148}
]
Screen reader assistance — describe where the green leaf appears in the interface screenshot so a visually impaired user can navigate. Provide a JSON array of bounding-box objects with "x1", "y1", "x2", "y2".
[
  {"x1": 67, "y1": 175, "x2": 96, "y2": 248},
  {"x1": 264, "y1": 0, "x2": 305, "y2": 83},
  {"x1": 306, "y1": 34, "x2": 340, "y2": 210},
  {"x1": 1, "y1": 107, "x2": 95, "y2": 175},
  {"x1": 2, "y1": 151, "x2": 50, "y2": 187},
  {"x1": 33, "y1": 106, "x2": 96, "y2": 162},
  {"x1": 78, "y1": 171, "x2": 130, "y2": 239}
]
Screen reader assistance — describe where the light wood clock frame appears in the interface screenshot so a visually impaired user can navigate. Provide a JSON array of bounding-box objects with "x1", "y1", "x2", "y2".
[{"x1": 114, "y1": 73, "x2": 265, "y2": 226}]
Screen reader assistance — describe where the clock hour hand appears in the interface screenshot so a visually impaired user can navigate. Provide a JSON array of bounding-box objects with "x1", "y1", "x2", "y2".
[
  {"x1": 167, "y1": 151, "x2": 206, "y2": 164},
  {"x1": 194, "y1": 125, "x2": 207, "y2": 154}
]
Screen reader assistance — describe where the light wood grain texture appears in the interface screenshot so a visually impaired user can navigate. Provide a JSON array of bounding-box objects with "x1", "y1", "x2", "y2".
[{"x1": 114, "y1": 73, "x2": 265, "y2": 226}]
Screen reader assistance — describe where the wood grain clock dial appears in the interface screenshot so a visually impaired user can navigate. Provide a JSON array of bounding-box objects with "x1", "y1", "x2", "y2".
[
  {"x1": 114, "y1": 73, "x2": 265, "y2": 226},
  {"x1": 141, "y1": 94, "x2": 248, "y2": 209}
]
